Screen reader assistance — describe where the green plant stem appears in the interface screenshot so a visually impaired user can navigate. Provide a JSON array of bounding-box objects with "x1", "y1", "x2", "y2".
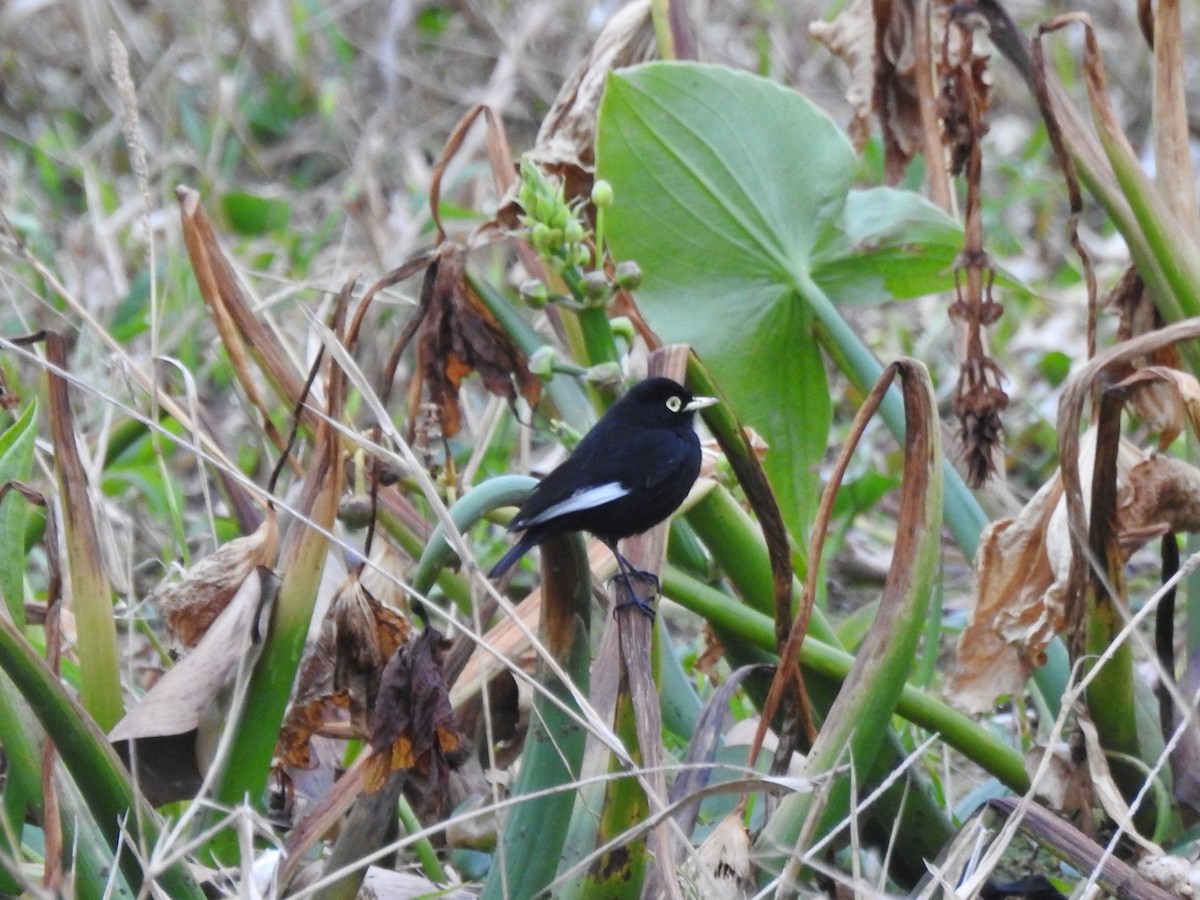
[
  {"x1": 398, "y1": 794, "x2": 446, "y2": 883},
  {"x1": 800, "y1": 272, "x2": 987, "y2": 560},
  {"x1": 661, "y1": 566, "x2": 1030, "y2": 794}
]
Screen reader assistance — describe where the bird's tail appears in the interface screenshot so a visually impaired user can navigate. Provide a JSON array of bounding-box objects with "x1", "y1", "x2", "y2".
[{"x1": 488, "y1": 534, "x2": 536, "y2": 579}]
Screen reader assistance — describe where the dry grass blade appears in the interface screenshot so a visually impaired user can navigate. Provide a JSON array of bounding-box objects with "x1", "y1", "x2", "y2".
[
  {"x1": 176, "y1": 186, "x2": 313, "y2": 442},
  {"x1": 28, "y1": 331, "x2": 124, "y2": 733}
]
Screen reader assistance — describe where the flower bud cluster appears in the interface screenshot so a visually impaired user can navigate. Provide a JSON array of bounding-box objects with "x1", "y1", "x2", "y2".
[{"x1": 518, "y1": 159, "x2": 590, "y2": 270}]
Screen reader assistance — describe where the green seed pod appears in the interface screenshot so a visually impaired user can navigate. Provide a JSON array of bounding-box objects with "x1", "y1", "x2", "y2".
[
  {"x1": 582, "y1": 270, "x2": 612, "y2": 301},
  {"x1": 591, "y1": 179, "x2": 614, "y2": 208},
  {"x1": 563, "y1": 219, "x2": 585, "y2": 245},
  {"x1": 519, "y1": 279, "x2": 550, "y2": 309},
  {"x1": 585, "y1": 362, "x2": 624, "y2": 392},
  {"x1": 531, "y1": 222, "x2": 555, "y2": 252},
  {"x1": 528, "y1": 345, "x2": 558, "y2": 378},
  {"x1": 613, "y1": 260, "x2": 643, "y2": 290}
]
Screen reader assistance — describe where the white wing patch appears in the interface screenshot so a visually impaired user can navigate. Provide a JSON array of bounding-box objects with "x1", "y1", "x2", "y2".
[{"x1": 523, "y1": 482, "x2": 630, "y2": 526}]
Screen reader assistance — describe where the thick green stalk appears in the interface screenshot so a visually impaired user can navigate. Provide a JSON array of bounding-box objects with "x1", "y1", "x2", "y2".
[
  {"x1": 661, "y1": 567, "x2": 1029, "y2": 794},
  {"x1": 799, "y1": 273, "x2": 987, "y2": 560},
  {"x1": 209, "y1": 431, "x2": 341, "y2": 861}
]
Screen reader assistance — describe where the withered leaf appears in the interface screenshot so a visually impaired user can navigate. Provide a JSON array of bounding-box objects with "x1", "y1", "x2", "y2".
[
  {"x1": 278, "y1": 569, "x2": 412, "y2": 768},
  {"x1": 1108, "y1": 270, "x2": 1186, "y2": 447},
  {"x1": 951, "y1": 429, "x2": 1200, "y2": 713},
  {"x1": 111, "y1": 568, "x2": 277, "y2": 805},
  {"x1": 412, "y1": 243, "x2": 541, "y2": 439},
  {"x1": 1115, "y1": 365, "x2": 1200, "y2": 450},
  {"x1": 497, "y1": 0, "x2": 656, "y2": 226},
  {"x1": 876, "y1": 0, "x2": 927, "y2": 181},
  {"x1": 155, "y1": 509, "x2": 278, "y2": 647},
  {"x1": 364, "y1": 627, "x2": 463, "y2": 807},
  {"x1": 810, "y1": 0, "x2": 876, "y2": 152}
]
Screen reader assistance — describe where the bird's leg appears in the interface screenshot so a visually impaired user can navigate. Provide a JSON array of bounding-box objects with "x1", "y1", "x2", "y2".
[
  {"x1": 607, "y1": 543, "x2": 657, "y2": 618},
  {"x1": 612, "y1": 547, "x2": 660, "y2": 590}
]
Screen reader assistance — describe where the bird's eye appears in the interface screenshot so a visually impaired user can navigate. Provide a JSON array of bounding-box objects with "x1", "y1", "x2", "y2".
[{"x1": 665, "y1": 396, "x2": 683, "y2": 412}]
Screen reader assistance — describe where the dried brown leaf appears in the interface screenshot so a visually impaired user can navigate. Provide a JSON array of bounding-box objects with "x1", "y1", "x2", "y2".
[
  {"x1": 412, "y1": 243, "x2": 541, "y2": 439},
  {"x1": 1108, "y1": 269, "x2": 1186, "y2": 445},
  {"x1": 366, "y1": 627, "x2": 463, "y2": 812},
  {"x1": 877, "y1": 0, "x2": 927, "y2": 180},
  {"x1": 952, "y1": 429, "x2": 1200, "y2": 712},
  {"x1": 1116, "y1": 365, "x2": 1200, "y2": 449},
  {"x1": 501, "y1": 0, "x2": 656, "y2": 221},
  {"x1": 810, "y1": 0, "x2": 876, "y2": 151},
  {"x1": 156, "y1": 509, "x2": 279, "y2": 647},
  {"x1": 278, "y1": 570, "x2": 412, "y2": 768},
  {"x1": 111, "y1": 568, "x2": 276, "y2": 804},
  {"x1": 1025, "y1": 739, "x2": 1091, "y2": 816},
  {"x1": 177, "y1": 186, "x2": 310, "y2": 440},
  {"x1": 1078, "y1": 713, "x2": 1162, "y2": 854}
]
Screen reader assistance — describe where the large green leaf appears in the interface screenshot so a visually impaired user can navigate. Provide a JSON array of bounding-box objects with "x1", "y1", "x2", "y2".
[
  {"x1": 597, "y1": 63, "x2": 964, "y2": 536},
  {"x1": 813, "y1": 187, "x2": 965, "y2": 305}
]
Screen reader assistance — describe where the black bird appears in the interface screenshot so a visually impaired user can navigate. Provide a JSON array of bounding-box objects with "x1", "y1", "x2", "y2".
[{"x1": 489, "y1": 377, "x2": 717, "y2": 616}]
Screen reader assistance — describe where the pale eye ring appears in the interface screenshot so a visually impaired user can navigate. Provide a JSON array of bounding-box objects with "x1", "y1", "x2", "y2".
[{"x1": 666, "y1": 396, "x2": 683, "y2": 413}]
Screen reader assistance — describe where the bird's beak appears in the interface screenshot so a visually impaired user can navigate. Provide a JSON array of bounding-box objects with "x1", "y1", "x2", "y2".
[{"x1": 685, "y1": 395, "x2": 719, "y2": 412}]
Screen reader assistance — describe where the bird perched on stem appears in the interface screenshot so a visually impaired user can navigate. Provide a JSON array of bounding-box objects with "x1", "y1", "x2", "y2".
[{"x1": 489, "y1": 377, "x2": 717, "y2": 617}]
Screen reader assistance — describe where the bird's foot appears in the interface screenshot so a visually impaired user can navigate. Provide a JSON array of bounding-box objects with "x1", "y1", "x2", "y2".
[
  {"x1": 610, "y1": 571, "x2": 658, "y2": 619},
  {"x1": 610, "y1": 567, "x2": 660, "y2": 591},
  {"x1": 613, "y1": 592, "x2": 657, "y2": 619}
]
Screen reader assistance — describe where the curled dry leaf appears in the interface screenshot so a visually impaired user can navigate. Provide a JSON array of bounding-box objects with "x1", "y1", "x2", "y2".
[
  {"x1": 277, "y1": 569, "x2": 412, "y2": 769},
  {"x1": 497, "y1": 0, "x2": 656, "y2": 223},
  {"x1": 1116, "y1": 365, "x2": 1200, "y2": 449},
  {"x1": 411, "y1": 243, "x2": 541, "y2": 439},
  {"x1": 364, "y1": 626, "x2": 464, "y2": 812},
  {"x1": 110, "y1": 568, "x2": 277, "y2": 805},
  {"x1": 951, "y1": 428, "x2": 1200, "y2": 713},
  {"x1": 155, "y1": 509, "x2": 278, "y2": 647},
  {"x1": 810, "y1": 0, "x2": 876, "y2": 152},
  {"x1": 1077, "y1": 713, "x2": 1162, "y2": 855},
  {"x1": 1106, "y1": 270, "x2": 1187, "y2": 448},
  {"x1": 1025, "y1": 738, "x2": 1092, "y2": 819}
]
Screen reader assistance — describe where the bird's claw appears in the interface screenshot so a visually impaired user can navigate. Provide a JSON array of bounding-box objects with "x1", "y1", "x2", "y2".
[
  {"x1": 613, "y1": 593, "x2": 657, "y2": 619},
  {"x1": 611, "y1": 571, "x2": 658, "y2": 619}
]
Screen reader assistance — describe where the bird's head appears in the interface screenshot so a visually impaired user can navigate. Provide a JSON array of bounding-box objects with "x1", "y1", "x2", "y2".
[{"x1": 620, "y1": 377, "x2": 718, "y2": 427}]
